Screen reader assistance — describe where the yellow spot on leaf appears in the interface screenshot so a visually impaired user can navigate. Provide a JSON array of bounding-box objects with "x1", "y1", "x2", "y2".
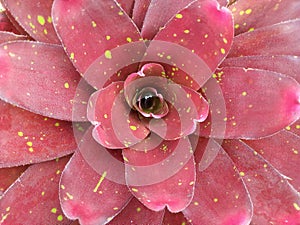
[
  {"x1": 220, "y1": 48, "x2": 226, "y2": 54},
  {"x1": 55, "y1": 122, "x2": 60, "y2": 127},
  {"x1": 136, "y1": 207, "x2": 141, "y2": 212},
  {"x1": 175, "y1": 13, "x2": 183, "y2": 19},
  {"x1": 18, "y1": 131, "x2": 24, "y2": 137},
  {"x1": 184, "y1": 29, "x2": 190, "y2": 34},
  {"x1": 245, "y1": 9, "x2": 252, "y2": 15},
  {"x1": 70, "y1": 52, "x2": 75, "y2": 60},
  {"x1": 105, "y1": 50, "x2": 112, "y2": 59},
  {"x1": 131, "y1": 188, "x2": 138, "y2": 192},
  {"x1": 91, "y1": 21, "x2": 97, "y2": 27},
  {"x1": 37, "y1": 15, "x2": 45, "y2": 25},
  {"x1": 242, "y1": 91, "x2": 247, "y2": 96},
  {"x1": 93, "y1": 171, "x2": 107, "y2": 192},
  {"x1": 106, "y1": 35, "x2": 111, "y2": 40},
  {"x1": 293, "y1": 203, "x2": 300, "y2": 211},
  {"x1": 239, "y1": 171, "x2": 245, "y2": 177},
  {"x1": 57, "y1": 215, "x2": 63, "y2": 221},
  {"x1": 130, "y1": 125, "x2": 137, "y2": 131},
  {"x1": 118, "y1": 11, "x2": 124, "y2": 16},
  {"x1": 213, "y1": 198, "x2": 218, "y2": 203},
  {"x1": 47, "y1": 16, "x2": 52, "y2": 23},
  {"x1": 26, "y1": 141, "x2": 33, "y2": 147},
  {"x1": 64, "y1": 82, "x2": 70, "y2": 89},
  {"x1": 27, "y1": 14, "x2": 32, "y2": 19},
  {"x1": 126, "y1": 37, "x2": 132, "y2": 42},
  {"x1": 51, "y1": 208, "x2": 57, "y2": 213}
]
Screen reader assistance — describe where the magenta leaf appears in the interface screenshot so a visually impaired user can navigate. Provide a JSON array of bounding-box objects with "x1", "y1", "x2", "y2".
[
  {"x1": 0, "y1": 165, "x2": 27, "y2": 195},
  {"x1": 141, "y1": 0, "x2": 194, "y2": 40},
  {"x1": 153, "y1": 0, "x2": 233, "y2": 73},
  {"x1": 60, "y1": 151, "x2": 132, "y2": 225},
  {"x1": 0, "y1": 156, "x2": 71, "y2": 225},
  {"x1": 2, "y1": 0, "x2": 60, "y2": 44},
  {"x1": 244, "y1": 130, "x2": 300, "y2": 193},
  {"x1": 52, "y1": 0, "x2": 142, "y2": 74},
  {"x1": 221, "y1": 55, "x2": 300, "y2": 83},
  {"x1": 0, "y1": 31, "x2": 28, "y2": 43},
  {"x1": 228, "y1": 19, "x2": 300, "y2": 57},
  {"x1": 229, "y1": 0, "x2": 300, "y2": 35},
  {"x1": 108, "y1": 197, "x2": 165, "y2": 225},
  {"x1": 0, "y1": 41, "x2": 93, "y2": 121},
  {"x1": 87, "y1": 81, "x2": 149, "y2": 149},
  {"x1": 223, "y1": 140, "x2": 300, "y2": 224},
  {"x1": 162, "y1": 211, "x2": 191, "y2": 225},
  {"x1": 0, "y1": 100, "x2": 76, "y2": 167},
  {"x1": 131, "y1": 0, "x2": 151, "y2": 30},
  {"x1": 183, "y1": 138, "x2": 253, "y2": 225},
  {"x1": 123, "y1": 135, "x2": 195, "y2": 212},
  {"x1": 200, "y1": 67, "x2": 300, "y2": 139}
]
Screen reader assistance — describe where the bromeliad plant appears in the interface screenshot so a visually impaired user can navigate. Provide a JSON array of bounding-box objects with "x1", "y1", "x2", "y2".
[{"x1": 1, "y1": 0, "x2": 300, "y2": 224}]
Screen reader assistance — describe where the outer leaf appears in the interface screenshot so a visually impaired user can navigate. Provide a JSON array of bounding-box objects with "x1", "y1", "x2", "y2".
[
  {"x1": 229, "y1": 0, "x2": 300, "y2": 35},
  {"x1": 183, "y1": 138, "x2": 253, "y2": 225},
  {"x1": 131, "y1": 0, "x2": 151, "y2": 30},
  {"x1": 200, "y1": 67, "x2": 300, "y2": 139},
  {"x1": 0, "y1": 100, "x2": 76, "y2": 167},
  {"x1": 52, "y1": 0, "x2": 142, "y2": 74},
  {"x1": 223, "y1": 140, "x2": 300, "y2": 224},
  {"x1": 221, "y1": 55, "x2": 300, "y2": 83},
  {"x1": 244, "y1": 130, "x2": 300, "y2": 192},
  {"x1": 60, "y1": 151, "x2": 132, "y2": 225},
  {"x1": 2, "y1": 0, "x2": 60, "y2": 44},
  {"x1": 0, "y1": 41, "x2": 93, "y2": 121},
  {"x1": 123, "y1": 135, "x2": 196, "y2": 212},
  {"x1": 0, "y1": 165, "x2": 27, "y2": 195},
  {"x1": 0, "y1": 157, "x2": 71, "y2": 225},
  {"x1": 108, "y1": 198, "x2": 165, "y2": 225},
  {"x1": 162, "y1": 211, "x2": 191, "y2": 225},
  {"x1": 141, "y1": 0, "x2": 194, "y2": 40},
  {"x1": 116, "y1": 0, "x2": 135, "y2": 16},
  {"x1": 228, "y1": 19, "x2": 300, "y2": 57},
  {"x1": 0, "y1": 31, "x2": 28, "y2": 43},
  {"x1": 0, "y1": 10, "x2": 20, "y2": 33}
]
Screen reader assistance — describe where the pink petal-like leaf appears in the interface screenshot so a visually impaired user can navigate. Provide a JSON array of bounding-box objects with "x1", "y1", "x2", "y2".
[
  {"x1": 228, "y1": 19, "x2": 300, "y2": 57},
  {"x1": 286, "y1": 119, "x2": 300, "y2": 137},
  {"x1": 0, "y1": 41, "x2": 93, "y2": 121},
  {"x1": 162, "y1": 211, "x2": 191, "y2": 225},
  {"x1": 223, "y1": 140, "x2": 300, "y2": 224},
  {"x1": 200, "y1": 67, "x2": 300, "y2": 139},
  {"x1": 87, "y1": 82, "x2": 149, "y2": 149},
  {"x1": 60, "y1": 151, "x2": 132, "y2": 225},
  {"x1": 0, "y1": 31, "x2": 28, "y2": 43},
  {"x1": 183, "y1": 138, "x2": 253, "y2": 225},
  {"x1": 0, "y1": 100, "x2": 76, "y2": 167},
  {"x1": 244, "y1": 130, "x2": 300, "y2": 192},
  {"x1": 2, "y1": 0, "x2": 60, "y2": 44},
  {"x1": 132, "y1": 0, "x2": 151, "y2": 30},
  {"x1": 229, "y1": 0, "x2": 300, "y2": 35},
  {"x1": 0, "y1": 165, "x2": 27, "y2": 195},
  {"x1": 108, "y1": 197, "x2": 165, "y2": 225},
  {"x1": 116, "y1": 0, "x2": 135, "y2": 16},
  {"x1": 0, "y1": 157, "x2": 71, "y2": 225},
  {"x1": 221, "y1": 55, "x2": 300, "y2": 83},
  {"x1": 123, "y1": 135, "x2": 195, "y2": 212},
  {"x1": 141, "y1": 0, "x2": 194, "y2": 40},
  {"x1": 153, "y1": 0, "x2": 233, "y2": 73},
  {"x1": 52, "y1": 0, "x2": 142, "y2": 74}
]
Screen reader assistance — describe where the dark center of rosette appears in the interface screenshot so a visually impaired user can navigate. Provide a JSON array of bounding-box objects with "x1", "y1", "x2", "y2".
[{"x1": 133, "y1": 87, "x2": 168, "y2": 118}]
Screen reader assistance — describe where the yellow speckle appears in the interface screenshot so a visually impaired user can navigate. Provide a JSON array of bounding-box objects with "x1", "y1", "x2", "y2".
[
  {"x1": 113, "y1": 207, "x2": 119, "y2": 210},
  {"x1": 41, "y1": 191, "x2": 45, "y2": 196},
  {"x1": 104, "y1": 114, "x2": 108, "y2": 119},
  {"x1": 64, "y1": 82, "x2": 70, "y2": 89},
  {"x1": 18, "y1": 131, "x2": 24, "y2": 137},
  {"x1": 245, "y1": 9, "x2": 252, "y2": 15},
  {"x1": 106, "y1": 35, "x2": 111, "y2": 40},
  {"x1": 296, "y1": 125, "x2": 300, "y2": 129},
  {"x1": 175, "y1": 13, "x2": 183, "y2": 19},
  {"x1": 194, "y1": 201, "x2": 199, "y2": 206},
  {"x1": 242, "y1": 91, "x2": 247, "y2": 96},
  {"x1": 204, "y1": 34, "x2": 208, "y2": 38},
  {"x1": 28, "y1": 147, "x2": 34, "y2": 152},
  {"x1": 285, "y1": 126, "x2": 291, "y2": 131},
  {"x1": 184, "y1": 29, "x2": 190, "y2": 34},
  {"x1": 130, "y1": 125, "x2": 137, "y2": 131},
  {"x1": 43, "y1": 28, "x2": 48, "y2": 35},
  {"x1": 239, "y1": 171, "x2": 245, "y2": 177},
  {"x1": 248, "y1": 27, "x2": 255, "y2": 32},
  {"x1": 70, "y1": 52, "x2": 75, "y2": 60},
  {"x1": 213, "y1": 198, "x2": 219, "y2": 203},
  {"x1": 54, "y1": 122, "x2": 60, "y2": 127},
  {"x1": 126, "y1": 37, "x2": 132, "y2": 42},
  {"x1": 91, "y1": 21, "x2": 97, "y2": 27},
  {"x1": 37, "y1": 15, "x2": 45, "y2": 25},
  {"x1": 223, "y1": 38, "x2": 228, "y2": 44},
  {"x1": 60, "y1": 185, "x2": 65, "y2": 190},
  {"x1": 26, "y1": 141, "x2": 33, "y2": 147},
  {"x1": 118, "y1": 11, "x2": 124, "y2": 16},
  {"x1": 66, "y1": 192, "x2": 74, "y2": 200},
  {"x1": 235, "y1": 24, "x2": 240, "y2": 29},
  {"x1": 51, "y1": 208, "x2": 57, "y2": 214},
  {"x1": 57, "y1": 215, "x2": 63, "y2": 222},
  {"x1": 136, "y1": 207, "x2": 141, "y2": 212},
  {"x1": 293, "y1": 203, "x2": 300, "y2": 211},
  {"x1": 27, "y1": 14, "x2": 32, "y2": 19},
  {"x1": 47, "y1": 16, "x2": 52, "y2": 23},
  {"x1": 93, "y1": 171, "x2": 107, "y2": 192},
  {"x1": 239, "y1": 10, "x2": 245, "y2": 16},
  {"x1": 131, "y1": 188, "x2": 138, "y2": 192},
  {"x1": 220, "y1": 48, "x2": 226, "y2": 54},
  {"x1": 104, "y1": 50, "x2": 112, "y2": 59}
]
